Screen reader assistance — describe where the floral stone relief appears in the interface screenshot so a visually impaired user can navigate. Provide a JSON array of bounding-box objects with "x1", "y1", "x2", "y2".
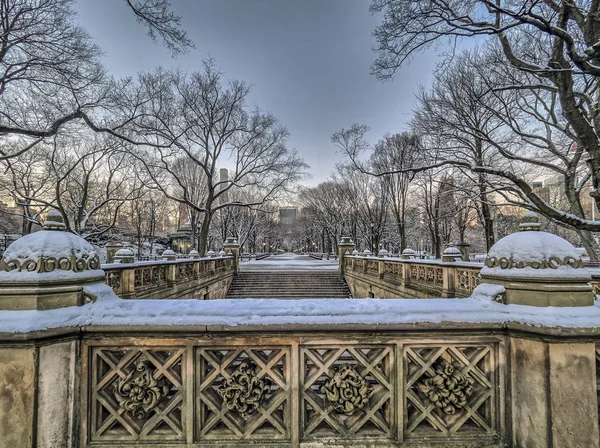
[
  {"x1": 320, "y1": 364, "x2": 371, "y2": 415},
  {"x1": 113, "y1": 360, "x2": 170, "y2": 420},
  {"x1": 217, "y1": 361, "x2": 271, "y2": 417},
  {"x1": 417, "y1": 358, "x2": 474, "y2": 415}
]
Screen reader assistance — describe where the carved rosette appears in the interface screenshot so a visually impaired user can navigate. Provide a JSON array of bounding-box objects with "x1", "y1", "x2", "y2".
[
  {"x1": 320, "y1": 364, "x2": 371, "y2": 415},
  {"x1": 417, "y1": 358, "x2": 474, "y2": 415},
  {"x1": 217, "y1": 361, "x2": 271, "y2": 417},
  {"x1": 113, "y1": 360, "x2": 170, "y2": 420},
  {"x1": 484, "y1": 255, "x2": 582, "y2": 270}
]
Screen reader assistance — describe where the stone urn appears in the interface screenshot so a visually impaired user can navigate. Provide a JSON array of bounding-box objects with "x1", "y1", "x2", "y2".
[
  {"x1": 479, "y1": 212, "x2": 594, "y2": 306},
  {"x1": 0, "y1": 210, "x2": 104, "y2": 310}
]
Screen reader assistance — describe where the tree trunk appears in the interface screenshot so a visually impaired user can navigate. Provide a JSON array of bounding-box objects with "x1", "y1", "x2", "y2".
[{"x1": 198, "y1": 212, "x2": 212, "y2": 256}]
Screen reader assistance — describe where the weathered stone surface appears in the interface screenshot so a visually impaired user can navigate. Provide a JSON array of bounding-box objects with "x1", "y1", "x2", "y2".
[
  {"x1": 37, "y1": 341, "x2": 78, "y2": 448},
  {"x1": 510, "y1": 338, "x2": 549, "y2": 447},
  {"x1": 548, "y1": 343, "x2": 599, "y2": 447},
  {"x1": 0, "y1": 347, "x2": 35, "y2": 448}
]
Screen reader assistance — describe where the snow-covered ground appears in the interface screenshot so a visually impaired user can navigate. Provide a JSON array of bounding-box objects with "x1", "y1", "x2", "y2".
[{"x1": 241, "y1": 253, "x2": 338, "y2": 271}]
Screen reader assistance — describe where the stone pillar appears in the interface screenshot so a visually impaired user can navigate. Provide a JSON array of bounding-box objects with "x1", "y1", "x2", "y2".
[
  {"x1": 105, "y1": 243, "x2": 123, "y2": 263},
  {"x1": 509, "y1": 338, "x2": 599, "y2": 447},
  {"x1": 441, "y1": 246, "x2": 462, "y2": 262},
  {"x1": 455, "y1": 242, "x2": 470, "y2": 261},
  {"x1": 114, "y1": 248, "x2": 134, "y2": 264},
  {"x1": 223, "y1": 237, "x2": 241, "y2": 275},
  {"x1": 337, "y1": 237, "x2": 355, "y2": 275}
]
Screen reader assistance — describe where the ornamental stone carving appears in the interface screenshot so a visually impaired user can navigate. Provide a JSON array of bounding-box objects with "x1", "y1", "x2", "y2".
[
  {"x1": 113, "y1": 360, "x2": 170, "y2": 420},
  {"x1": 320, "y1": 364, "x2": 370, "y2": 415},
  {"x1": 417, "y1": 358, "x2": 474, "y2": 415},
  {"x1": 484, "y1": 255, "x2": 583, "y2": 270},
  {"x1": 217, "y1": 361, "x2": 270, "y2": 417},
  {"x1": 0, "y1": 210, "x2": 100, "y2": 273}
]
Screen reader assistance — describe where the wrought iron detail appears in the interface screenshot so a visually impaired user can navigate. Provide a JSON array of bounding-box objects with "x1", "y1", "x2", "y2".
[
  {"x1": 217, "y1": 361, "x2": 271, "y2": 417},
  {"x1": 321, "y1": 364, "x2": 370, "y2": 415}
]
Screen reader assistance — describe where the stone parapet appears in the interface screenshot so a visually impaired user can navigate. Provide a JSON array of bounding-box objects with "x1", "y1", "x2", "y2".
[{"x1": 102, "y1": 257, "x2": 235, "y2": 299}]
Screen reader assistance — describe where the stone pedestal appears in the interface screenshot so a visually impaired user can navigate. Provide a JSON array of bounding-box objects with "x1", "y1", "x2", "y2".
[
  {"x1": 223, "y1": 237, "x2": 241, "y2": 275},
  {"x1": 455, "y1": 242, "x2": 470, "y2": 261},
  {"x1": 105, "y1": 243, "x2": 123, "y2": 263},
  {"x1": 337, "y1": 237, "x2": 355, "y2": 275}
]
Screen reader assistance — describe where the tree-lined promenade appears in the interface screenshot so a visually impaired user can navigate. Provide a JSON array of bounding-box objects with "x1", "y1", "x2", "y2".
[{"x1": 0, "y1": 0, "x2": 598, "y2": 263}]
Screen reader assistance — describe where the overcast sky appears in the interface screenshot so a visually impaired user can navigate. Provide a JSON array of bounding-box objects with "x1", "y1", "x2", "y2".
[{"x1": 75, "y1": 0, "x2": 441, "y2": 184}]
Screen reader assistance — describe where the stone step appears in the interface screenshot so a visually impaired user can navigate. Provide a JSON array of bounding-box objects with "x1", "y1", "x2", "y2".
[{"x1": 226, "y1": 269, "x2": 351, "y2": 299}]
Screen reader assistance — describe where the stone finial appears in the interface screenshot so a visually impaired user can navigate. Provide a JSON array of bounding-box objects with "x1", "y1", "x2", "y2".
[
  {"x1": 352, "y1": 249, "x2": 359, "y2": 255},
  {"x1": 43, "y1": 209, "x2": 66, "y2": 231},
  {"x1": 189, "y1": 249, "x2": 200, "y2": 259},
  {"x1": 379, "y1": 249, "x2": 389, "y2": 258},
  {"x1": 0, "y1": 212, "x2": 104, "y2": 309},
  {"x1": 479, "y1": 218, "x2": 593, "y2": 307},
  {"x1": 114, "y1": 248, "x2": 135, "y2": 264},
  {"x1": 519, "y1": 211, "x2": 541, "y2": 231},
  {"x1": 402, "y1": 248, "x2": 416, "y2": 260},
  {"x1": 442, "y1": 246, "x2": 462, "y2": 262},
  {"x1": 363, "y1": 249, "x2": 371, "y2": 256},
  {"x1": 207, "y1": 250, "x2": 216, "y2": 258},
  {"x1": 218, "y1": 250, "x2": 226, "y2": 257},
  {"x1": 162, "y1": 249, "x2": 177, "y2": 261}
]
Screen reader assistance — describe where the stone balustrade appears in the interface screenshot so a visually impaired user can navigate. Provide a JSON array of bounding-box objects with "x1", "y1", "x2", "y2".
[
  {"x1": 102, "y1": 257, "x2": 235, "y2": 299},
  {"x1": 343, "y1": 256, "x2": 485, "y2": 298},
  {"x1": 343, "y1": 256, "x2": 600, "y2": 299}
]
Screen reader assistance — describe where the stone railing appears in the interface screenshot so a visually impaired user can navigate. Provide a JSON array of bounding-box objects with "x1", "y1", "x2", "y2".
[
  {"x1": 343, "y1": 256, "x2": 484, "y2": 298},
  {"x1": 344, "y1": 256, "x2": 600, "y2": 299},
  {"x1": 1, "y1": 294, "x2": 600, "y2": 447},
  {"x1": 102, "y1": 257, "x2": 235, "y2": 299}
]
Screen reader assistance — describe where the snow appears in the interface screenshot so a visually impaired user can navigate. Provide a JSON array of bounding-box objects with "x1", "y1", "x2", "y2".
[
  {"x1": 241, "y1": 253, "x2": 338, "y2": 271},
  {"x1": 1, "y1": 283, "x2": 600, "y2": 334},
  {"x1": 0, "y1": 269, "x2": 105, "y2": 282},
  {"x1": 481, "y1": 265, "x2": 591, "y2": 280},
  {"x1": 3, "y1": 230, "x2": 98, "y2": 264},
  {"x1": 487, "y1": 231, "x2": 581, "y2": 263}
]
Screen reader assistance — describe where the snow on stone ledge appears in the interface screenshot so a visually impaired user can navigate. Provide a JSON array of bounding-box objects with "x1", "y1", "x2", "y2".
[
  {"x1": 3, "y1": 230, "x2": 98, "y2": 265},
  {"x1": 487, "y1": 231, "x2": 581, "y2": 264},
  {"x1": 0, "y1": 284, "x2": 599, "y2": 334}
]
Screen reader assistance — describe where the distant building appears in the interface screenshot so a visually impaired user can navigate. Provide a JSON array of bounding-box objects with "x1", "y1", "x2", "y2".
[{"x1": 278, "y1": 208, "x2": 298, "y2": 224}]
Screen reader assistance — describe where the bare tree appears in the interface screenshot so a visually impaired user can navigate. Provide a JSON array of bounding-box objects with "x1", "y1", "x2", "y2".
[
  {"x1": 370, "y1": 0, "x2": 600, "y2": 230},
  {"x1": 133, "y1": 62, "x2": 307, "y2": 255},
  {"x1": 370, "y1": 132, "x2": 423, "y2": 252}
]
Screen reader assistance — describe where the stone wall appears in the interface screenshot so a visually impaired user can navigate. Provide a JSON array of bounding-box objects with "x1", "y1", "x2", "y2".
[{"x1": 1, "y1": 321, "x2": 600, "y2": 447}]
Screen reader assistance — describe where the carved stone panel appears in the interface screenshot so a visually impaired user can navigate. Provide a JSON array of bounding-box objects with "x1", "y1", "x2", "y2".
[
  {"x1": 88, "y1": 347, "x2": 184, "y2": 442},
  {"x1": 195, "y1": 346, "x2": 292, "y2": 442},
  {"x1": 405, "y1": 343, "x2": 499, "y2": 440},
  {"x1": 301, "y1": 345, "x2": 394, "y2": 440}
]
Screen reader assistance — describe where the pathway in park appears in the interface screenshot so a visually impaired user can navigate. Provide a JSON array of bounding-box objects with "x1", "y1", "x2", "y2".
[{"x1": 225, "y1": 253, "x2": 351, "y2": 299}]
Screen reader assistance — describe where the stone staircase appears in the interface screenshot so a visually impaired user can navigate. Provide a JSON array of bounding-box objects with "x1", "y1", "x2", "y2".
[{"x1": 225, "y1": 271, "x2": 352, "y2": 299}]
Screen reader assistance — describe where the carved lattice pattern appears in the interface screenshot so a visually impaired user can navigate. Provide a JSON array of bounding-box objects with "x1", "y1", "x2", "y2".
[
  {"x1": 405, "y1": 344, "x2": 498, "y2": 440},
  {"x1": 196, "y1": 346, "x2": 292, "y2": 441},
  {"x1": 384, "y1": 262, "x2": 402, "y2": 280},
  {"x1": 366, "y1": 260, "x2": 379, "y2": 274},
  {"x1": 455, "y1": 269, "x2": 481, "y2": 293},
  {"x1": 134, "y1": 269, "x2": 142, "y2": 288},
  {"x1": 105, "y1": 272, "x2": 121, "y2": 292},
  {"x1": 301, "y1": 345, "x2": 394, "y2": 440},
  {"x1": 89, "y1": 347, "x2": 184, "y2": 442}
]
